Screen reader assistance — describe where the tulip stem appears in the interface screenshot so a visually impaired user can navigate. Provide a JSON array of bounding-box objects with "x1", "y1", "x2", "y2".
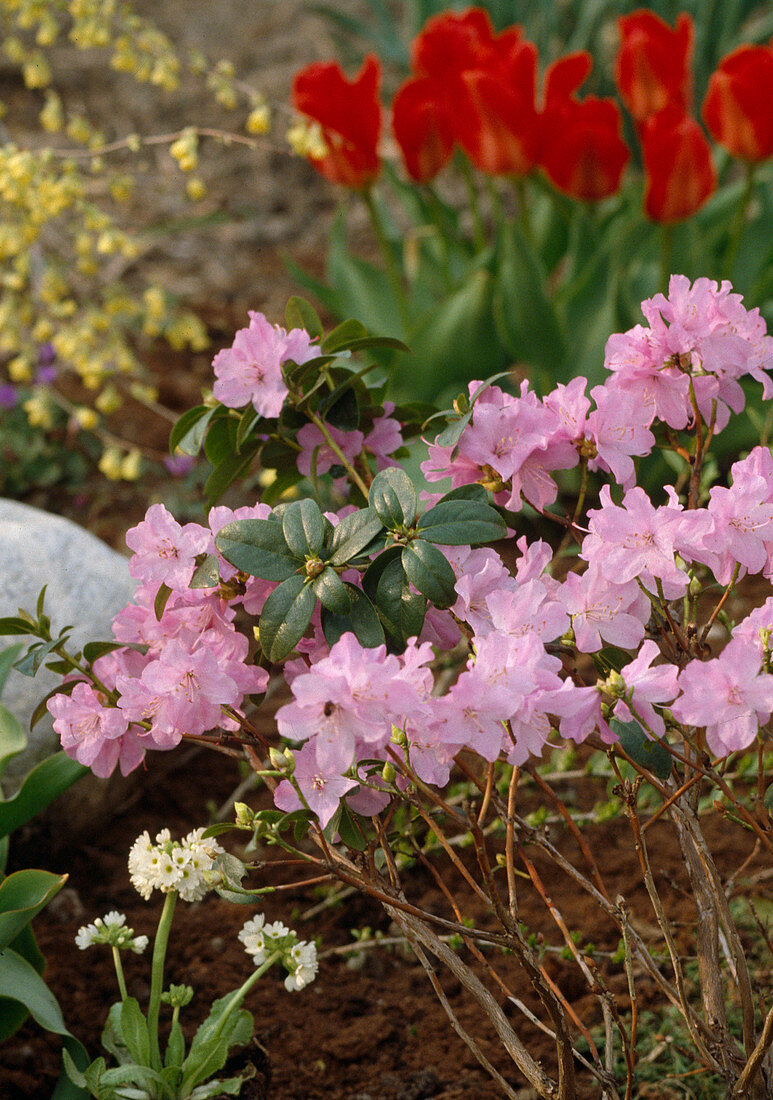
[
  {"x1": 362, "y1": 188, "x2": 412, "y2": 334},
  {"x1": 513, "y1": 176, "x2": 533, "y2": 245},
  {"x1": 659, "y1": 224, "x2": 673, "y2": 293},
  {"x1": 721, "y1": 163, "x2": 755, "y2": 279},
  {"x1": 456, "y1": 152, "x2": 487, "y2": 249}
]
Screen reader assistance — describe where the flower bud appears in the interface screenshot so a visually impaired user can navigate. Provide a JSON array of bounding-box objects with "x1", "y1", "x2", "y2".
[
  {"x1": 234, "y1": 802, "x2": 256, "y2": 829},
  {"x1": 381, "y1": 761, "x2": 396, "y2": 784}
]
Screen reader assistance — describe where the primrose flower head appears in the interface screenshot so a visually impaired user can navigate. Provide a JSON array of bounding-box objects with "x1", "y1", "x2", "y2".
[
  {"x1": 128, "y1": 827, "x2": 226, "y2": 902},
  {"x1": 239, "y1": 914, "x2": 318, "y2": 991},
  {"x1": 75, "y1": 910, "x2": 148, "y2": 953}
]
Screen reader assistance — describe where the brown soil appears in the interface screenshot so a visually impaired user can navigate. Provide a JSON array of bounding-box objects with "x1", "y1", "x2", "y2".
[{"x1": 1, "y1": 740, "x2": 768, "y2": 1100}]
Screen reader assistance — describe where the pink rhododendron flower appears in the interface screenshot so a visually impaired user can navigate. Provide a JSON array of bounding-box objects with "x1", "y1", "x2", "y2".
[
  {"x1": 614, "y1": 640, "x2": 680, "y2": 736},
  {"x1": 296, "y1": 422, "x2": 365, "y2": 478},
  {"x1": 48, "y1": 682, "x2": 146, "y2": 777},
  {"x1": 212, "y1": 311, "x2": 318, "y2": 417},
  {"x1": 274, "y1": 743, "x2": 357, "y2": 828},
  {"x1": 559, "y1": 564, "x2": 649, "y2": 652},
  {"x1": 125, "y1": 504, "x2": 210, "y2": 592},
  {"x1": 671, "y1": 639, "x2": 773, "y2": 755}
]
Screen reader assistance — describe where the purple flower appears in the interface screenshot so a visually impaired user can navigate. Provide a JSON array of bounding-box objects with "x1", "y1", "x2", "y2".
[{"x1": 0, "y1": 385, "x2": 18, "y2": 409}]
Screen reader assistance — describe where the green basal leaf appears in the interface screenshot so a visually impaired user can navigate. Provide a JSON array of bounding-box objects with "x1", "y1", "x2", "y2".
[
  {"x1": 0, "y1": 643, "x2": 23, "y2": 698},
  {"x1": 328, "y1": 508, "x2": 384, "y2": 566},
  {"x1": 0, "y1": 869, "x2": 67, "y2": 952},
  {"x1": 417, "y1": 499, "x2": 506, "y2": 545},
  {"x1": 369, "y1": 467, "x2": 417, "y2": 529},
  {"x1": 281, "y1": 499, "x2": 325, "y2": 559},
  {"x1": 610, "y1": 718, "x2": 673, "y2": 781},
  {"x1": 165, "y1": 1018, "x2": 187, "y2": 1070},
  {"x1": 258, "y1": 575, "x2": 317, "y2": 663},
  {"x1": 321, "y1": 585, "x2": 385, "y2": 649},
  {"x1": 0, "y1": 752, "x2": 87, "y2": 841},
  {"x1": 215, "y1": 519, "x2": 299, "y2": 581},
  {"x1": 312, "y1": 568, "x2": 352, "y2": 615},
  {"x1": 285, "y1": 295, "x2": 324, "y2": 342},
  {"x1": 401, "y1": 540, "x2": 456, "y2": 609},
  {"x1": 0, "y1": 702, "x2": 26, "y2": 784},
  {"x1": 119, "y1": 997, "x2": 151, "y2": 1067}
]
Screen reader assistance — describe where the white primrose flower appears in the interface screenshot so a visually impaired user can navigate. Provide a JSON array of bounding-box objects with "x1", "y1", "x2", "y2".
[
  {"x1": 75, "y1": 911, "x2": 148, "y2": 953},
  {"x1": 127, "y1": 827, "x2": 226, "y2": 901},
  {"x1": 239, "y1": 914, "x2": 318, "y2": 990}
]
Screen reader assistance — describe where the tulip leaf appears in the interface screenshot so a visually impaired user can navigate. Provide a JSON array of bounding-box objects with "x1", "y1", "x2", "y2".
[
  {"x1": 257, "y1": 575, "x2": 317, "y2": 663},
  {"x1": 492, "y1": 221, "x2": 566, "y2": 385},
  {"x1": 401, "y1": 540, "x2": 456, "y2": 609}
]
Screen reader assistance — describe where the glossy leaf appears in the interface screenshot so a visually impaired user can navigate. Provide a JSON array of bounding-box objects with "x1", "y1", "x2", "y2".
[
  {"x1": 168, "y1": 405, "x2": 216, "y2": 457},
  {"x1": 417, "y1": 499, "x2": 506, "y2": 545},
  {"x1": 321, "y1": 585, "x2": 385, "y2": 649},
  {"x1": 328, "y1": 508, "x2": 384, "y2": 566},
  {"x1": 0, "y1": 869, "x2": 66, "y2": 952},
  {"x1": 322, "y1": 317, "x2": 369, "y2": 353},
  {"x1": 281, "y1": 499, "x2": 325, "y2": 559},
  {"x1": 216, "y1": 519, "x2": 299, "y2": 581},
  {"x1": 369, "y1": 467, "x2": 417, "y2": 528},
  {"x1": 285, "y1": 295, "x2": 324, "y2": 342},
  {"x1": 401, "y1": 540, "x2": 457, "y2": 609},
  {"x1": 610, "y1": 718, "x2": 673, "y2": 780},
  {"x1": 0, "y1": 752, "x2": 87, "y2": 841},
  {"x1": 258, "y1": 575, "x2": 317, "y2": 662},
  {"x1": 312, "y1": 568, "x2": 352, "y2": 615},
  {"x1": 375, "y1": 557, "x2": 426, "y2": 648}
]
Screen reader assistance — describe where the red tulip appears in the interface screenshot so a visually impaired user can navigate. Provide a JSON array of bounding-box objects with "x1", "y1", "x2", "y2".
[
  {"x1": 392, "y1": 77, "x2": 454, "y2": 183},
  {"x1": 616, "y1": 11, "x2": 694, "y2": 124},
  {"x1": 292, "y1": 55, "x2": 382, "y2": 188},
  {"x1": 702, "y1": 43, "x2": 773, "y2": 163},
  {"x1": 641, "y1": 106, "x2": 716, "y2": 223},
  {"x1": 540, "y1": 53, "x2": 630, "y2": 201},
  {"x1": 455, "y1": 35, "x2": 540, "y2": 176},
  {"x1": 406, "y1": 9, "x2": 540, "y2": 177}
]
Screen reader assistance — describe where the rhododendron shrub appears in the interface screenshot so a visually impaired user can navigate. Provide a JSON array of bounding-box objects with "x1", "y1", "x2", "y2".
[{"x1": 10, "y1": 281, "x2": 773, "y2": 1097}]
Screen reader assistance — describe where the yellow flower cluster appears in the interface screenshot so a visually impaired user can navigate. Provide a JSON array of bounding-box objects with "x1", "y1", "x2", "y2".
[{"x1": 0, "y1": 0, "x2": 274, "y2": 482}]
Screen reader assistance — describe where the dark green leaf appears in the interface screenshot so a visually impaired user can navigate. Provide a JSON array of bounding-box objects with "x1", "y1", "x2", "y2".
[
  {"x1": 190, "y1": 554, "x2": 221, "y2": 589},
  {"x1": 361, "y1": 546, "x2": 402, "y2": 602},
  {"x1": 281, "y1": 500, "x2": 325, "y2": 559},
  {"x1": 610, "y1": 718, "x2": 673, "y2": 780},
  {"x1": 14, "y1": 637, "x2": 65, "y2": 678},
  {"x1": 320, "y1": 383, "x2": 360, "y2": 431},
  {"x1": 285, "y1": 296, "x2": 323, "y2": 342},
  {"x1": 258, "y1": 575, "x2": 317, "y2": 662},
  {"x1": 0, "y1": 618, "x2": 35, "y2": 637},
  {"x1": 154, "y1": 583, "x2": 172, "y2": 621},
  {"x1": 235, "y1": 406, "x2": 262, "y2": 452},
  {"x1": 434, "y1": 411, "x2": 472, "y2": 449},
  {"x1": 402, "y1": 541, "x2": 456, "y2": 609},
  {"x1": 216, "y1": 519, "x2": 299, "y2": 581},
  {"x1": 437, "y1": 483, "x2": 489, "y2": 504},
  {"x1": 417, "y1": 499, "x2": 506, "y2": 545},
  {"x1": 328, "y1": 508, "x2": 384, "y2": 566},
  {"x1": 337, "y1": 803, "x2": 369, "y2": 851},
  {"x1": 369, "y1": 467, "x2": 417, "y2": 529},
  {"x1": 203, "y1": 415, "x2": 239, "y2": 466},
  {"x1": 312, "y1": 568, "x2": 352, "y2": 615},
  {"x1": 169, "y1": 405, "x2": 216, "y2": 457},
  {"x1": 81, "y1": 641, "x2": 128, "y2": 664},
  {"x1": 322, "y1": 318, "x2": 369, "y2": 353},
  {"x1": 375, "y1": 558, "x2": 426, "y2": 648},
  {"x1": 321, "y1": 585, "x2": 385, "y2": 649},
  {"x1": 204, "y1": 442, "x2": 261, "y2": 506},
  {"x1": 0, "y1": 870, "x2": 66, "y2": 952}
]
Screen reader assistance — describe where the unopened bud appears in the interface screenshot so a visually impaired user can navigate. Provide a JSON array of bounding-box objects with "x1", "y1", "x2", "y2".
[
  {"x1": 605, "y1": 670, "x2": 626, "y2": 698},
  {"x1": 689, "y1": 575, "x2": 702, "y2": 597},
  {"x1": 381, "y1": 761, "x2": 396, "y2": 784},
  {"x1": 234, "y1": 802, "x2": 256, "y2": 829},
  {"x1": 269, "y1": 746, "x2": 287, "y2": 770},
  {"x1": 391, "y1": 725, "x2": 407, "y2": 747}
]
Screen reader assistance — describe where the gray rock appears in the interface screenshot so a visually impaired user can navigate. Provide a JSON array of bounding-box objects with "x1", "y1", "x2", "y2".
[{"x1": 0, "y1": 499, "x2": 136, "y2": 786}]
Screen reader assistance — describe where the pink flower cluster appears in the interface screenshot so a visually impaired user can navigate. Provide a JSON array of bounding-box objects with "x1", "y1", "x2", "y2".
[
  {"x1": 212, "y1": 311, "x2": 319, "y2": 417},
  {"x1": 48, "y1": 503, "x2": 269, "y2": 776},
  {"x1": 44, "y1": 275, "x2": 773, "y2": 826}
]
